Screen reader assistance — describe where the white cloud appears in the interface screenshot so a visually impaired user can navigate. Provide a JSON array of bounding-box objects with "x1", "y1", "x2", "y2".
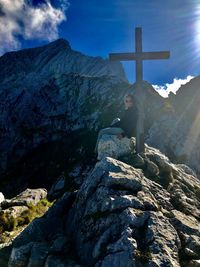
[
  {"x1": 0, "y1": 0, "x2": 69, "y2": 55},
  {"x1": 153, "y1": 75, "x2": 194, "y2": 98}
]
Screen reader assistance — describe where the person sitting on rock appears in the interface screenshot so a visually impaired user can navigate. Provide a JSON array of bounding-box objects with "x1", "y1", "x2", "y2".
[{"x1": 95, "y1": 93, "x2": 137, "y2": 153}]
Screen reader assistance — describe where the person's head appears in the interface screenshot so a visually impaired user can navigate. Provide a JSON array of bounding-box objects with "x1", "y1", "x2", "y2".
[{"x1": 124, "y1": 93, "x2": 134, "y2": 109}]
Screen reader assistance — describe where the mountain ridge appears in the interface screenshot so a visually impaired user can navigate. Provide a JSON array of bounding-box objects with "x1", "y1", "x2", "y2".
[{"x1": 0, "y1": 38, "x2": 127, "y2": 90}]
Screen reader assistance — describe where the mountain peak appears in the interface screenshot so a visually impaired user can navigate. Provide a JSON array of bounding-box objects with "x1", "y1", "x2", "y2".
[
  {"x1": 44, "y1": 38, "x2": 71, "y2": 50},
  {"x1": 0, "y1": 37, "x2": 126, "y2": 88}
]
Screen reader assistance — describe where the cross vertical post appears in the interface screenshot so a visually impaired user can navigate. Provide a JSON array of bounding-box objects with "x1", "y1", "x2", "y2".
[
  {"x1": 135, "y1": 27, "x2": 144, "y2": 154},
  {"x1": 109, "y1": 27, "x2": 170, "y2": 154},
  {"x1": 135, "y1": 27, "x2": 143, "y2": 82}
]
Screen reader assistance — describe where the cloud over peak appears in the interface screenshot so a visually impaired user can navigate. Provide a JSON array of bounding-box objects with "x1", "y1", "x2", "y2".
[
  {"x1": 0, "y1": 0, "x2": 69, "y2": 55},
  {"x1": 153, "y1": 75, "x2": 194, "y2": 98}
]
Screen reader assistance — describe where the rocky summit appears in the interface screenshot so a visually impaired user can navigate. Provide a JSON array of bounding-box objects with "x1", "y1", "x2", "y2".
[
  {"x1": 1, "y1": 38, "x2": 200, "y2": 196},
  {"x1": 1, "y1": 38, "x2": 200, "y2": 267},
  {"x1": 6, "y1": 137, "x2": 200, "y2": 267}
]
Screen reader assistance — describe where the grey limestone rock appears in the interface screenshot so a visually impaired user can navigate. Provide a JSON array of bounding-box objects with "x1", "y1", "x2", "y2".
[
  {"x1": 68, "y1": 157, "x2": 181, "y2": 267},
  {"x1": 1, "y1": 188, "x2": 47, "y2": 209},
  {"x1": 97, "y1": 134, "x2": 133, "y2": 161},
  {"x1": 7, "y1": 145, "x2": 200, "y2": 267}
]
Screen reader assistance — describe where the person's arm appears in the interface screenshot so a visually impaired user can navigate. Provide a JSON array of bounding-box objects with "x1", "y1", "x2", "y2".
[{"x1": 110, "y1": 118, "x2": 120, "y2": 126}]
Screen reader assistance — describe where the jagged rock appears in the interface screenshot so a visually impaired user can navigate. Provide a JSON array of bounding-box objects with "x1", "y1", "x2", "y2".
[
  {"x1": 176, "y1": 164, "x2": 197, "y2": 177},
  {"x1": 7, "y1": 145, "x2": 200, "y2": 267},
  {"x1": 68, "y1": 157, "x2": 180, "y2": 267},
  {"x1": 170, "y1": 210, "x2": 200, "y2": 257},
  {"x1": 97, "y1": 134, "x2": 134, "y2": 160},
  {"x1": 12, "y1": 192, "x2": 75, "y2": 249},
  {"x1": 7, "y1": 192, "x2": 76, "y2": 267}
]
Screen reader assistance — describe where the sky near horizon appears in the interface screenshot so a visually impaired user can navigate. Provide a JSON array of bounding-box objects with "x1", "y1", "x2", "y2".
[{"x1": 0, "y1": 0, "x2": 199, "y2": 96}]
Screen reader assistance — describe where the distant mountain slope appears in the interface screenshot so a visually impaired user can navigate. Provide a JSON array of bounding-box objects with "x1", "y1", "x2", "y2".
[
  {"x1": 147, "y1": 76, "x2": 200, "y2": 174},
  {"x1": 0, "y1": 39, "x2": 130, "y2": 190}
]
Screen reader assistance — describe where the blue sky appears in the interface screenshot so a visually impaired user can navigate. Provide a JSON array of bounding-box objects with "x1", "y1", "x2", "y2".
[{"x1": 0, "y1": 0, "x2": 200, "y2": 95}]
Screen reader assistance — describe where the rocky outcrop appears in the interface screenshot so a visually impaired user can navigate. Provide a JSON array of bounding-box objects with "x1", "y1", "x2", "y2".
[
  {"x1": 8, "y1": 192, "x2": 76, "y2": 267},
  {"x1": 0, "y1": 188, "x2": 49, "y2": 248},
  {"x1": 1, "y1": 38, "x2": 200, "y2": 266},
  {"x1": 7, "y1": 140, "x2": 200, "y2": 267}
]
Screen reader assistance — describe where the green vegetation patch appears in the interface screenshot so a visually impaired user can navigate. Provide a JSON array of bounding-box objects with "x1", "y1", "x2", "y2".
[{"x1": 0, "y1": 198, "x2": 52, "y2": 244}]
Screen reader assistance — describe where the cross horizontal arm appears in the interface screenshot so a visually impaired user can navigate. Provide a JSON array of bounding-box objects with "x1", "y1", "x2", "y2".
[{"x1": 109, "y1": 51, "x2": 170, "y2": 61}]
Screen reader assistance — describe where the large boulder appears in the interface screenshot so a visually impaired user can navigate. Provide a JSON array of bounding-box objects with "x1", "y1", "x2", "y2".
[
  {"x1": 68, "y1": 157, "x2": 180, "y2": 266},
  {"x1": 97, "y1": 134, "x2": 134, "y2": 160}
]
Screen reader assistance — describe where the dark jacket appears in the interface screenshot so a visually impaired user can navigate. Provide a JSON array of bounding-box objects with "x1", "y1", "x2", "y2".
[{"x1": 112, "y1": 106, "x2": 138, "y2": 138}]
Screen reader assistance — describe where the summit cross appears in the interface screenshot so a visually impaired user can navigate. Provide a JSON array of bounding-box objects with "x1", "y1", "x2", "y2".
[{"x1": 109, "y1": 27, "x2": 170, "y2": 153}]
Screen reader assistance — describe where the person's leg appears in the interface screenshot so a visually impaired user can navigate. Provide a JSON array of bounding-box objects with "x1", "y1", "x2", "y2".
[{"x1": 95, "y1": 127, "x2": 124, "y2": 152}]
